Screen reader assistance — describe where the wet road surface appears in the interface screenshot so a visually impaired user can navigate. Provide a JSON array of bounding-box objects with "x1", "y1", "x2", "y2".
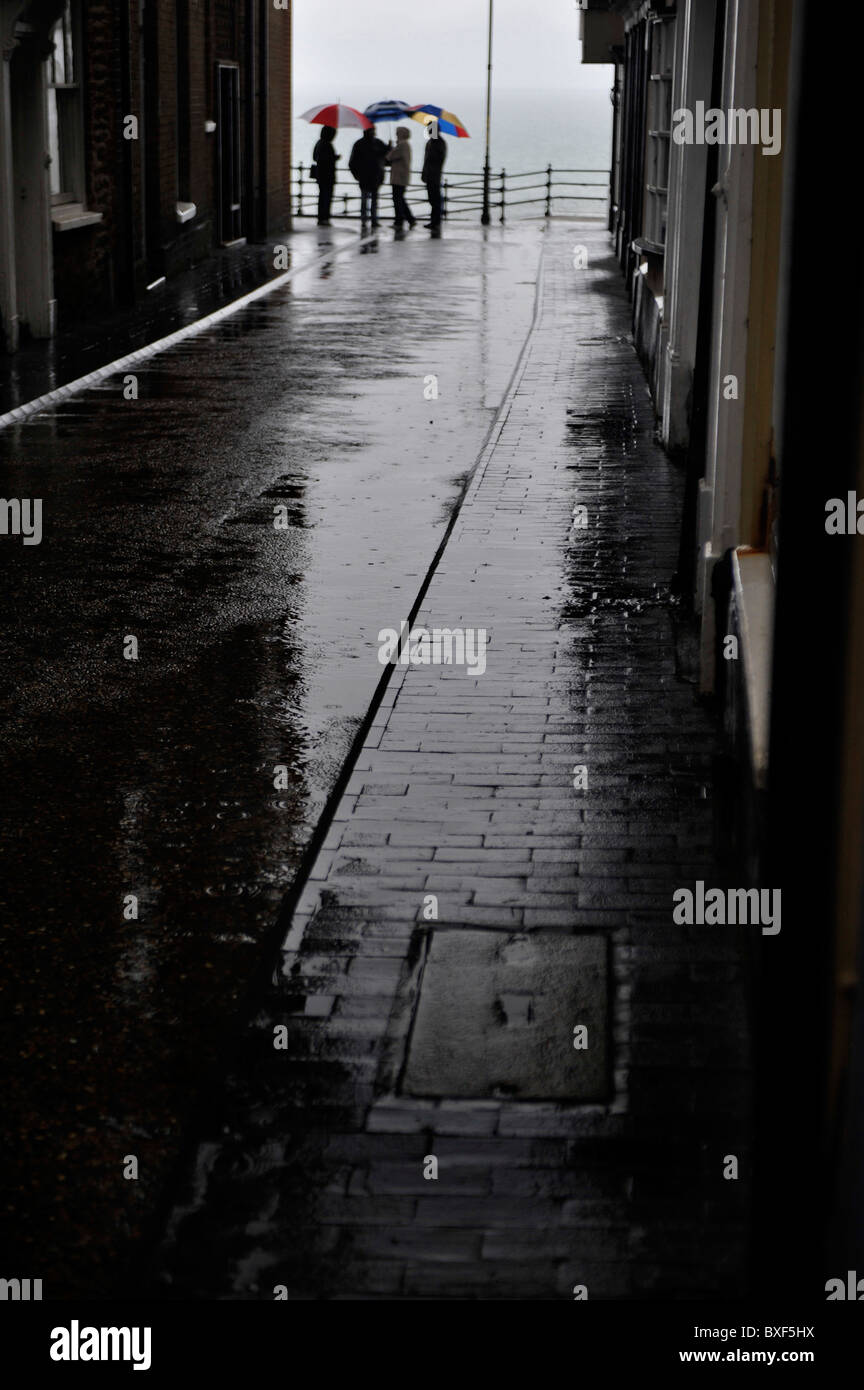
[
  {"x1": 154, "y1": 225, "x2": 750, "y2": 1301},
  {"x1": 0, "y1": 223, "x2": 541, "y2": 1295},
  {"x1": 0, "y1": 232, "x2": 359, "y2": 416}
]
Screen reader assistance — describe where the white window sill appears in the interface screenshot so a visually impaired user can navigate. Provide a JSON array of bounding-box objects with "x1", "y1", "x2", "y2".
[
  {"x1": 51, "y1": 204, "x2": 103, "y2": 231},
  {"x1": 732, "y1": 547, "x2": 775, "y2": 789}
]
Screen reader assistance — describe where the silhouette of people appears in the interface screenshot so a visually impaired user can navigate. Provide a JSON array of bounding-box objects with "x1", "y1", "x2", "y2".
[
  {"x1": 312, "y1": 125, "x2": 339, "y2": 226},
  {"x1": 421, "y1": 119, "x2": 447, "y2": 231},
  {"x1": 349, "y1": 126, "x2": 388, "y2": 228},
  {"x1": 386, "y1": 126, "x2": 416, "y2": 230}
]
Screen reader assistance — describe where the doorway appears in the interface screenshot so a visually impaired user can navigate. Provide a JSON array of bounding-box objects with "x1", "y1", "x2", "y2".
[
  {"x1": 216, "y1": 64, "x2": 243, "y2": 244},
  {"x1": 9, "y1": 35, "x2": 55, "y2": 338}
]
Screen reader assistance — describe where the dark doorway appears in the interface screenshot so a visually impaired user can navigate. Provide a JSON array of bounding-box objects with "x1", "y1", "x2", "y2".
[
  {"x1": 9, "y1": 35, "x2": 55, "y2": 338},
  {"x1": 216, "y1": 64, "x2": 243, "y2": 244}
]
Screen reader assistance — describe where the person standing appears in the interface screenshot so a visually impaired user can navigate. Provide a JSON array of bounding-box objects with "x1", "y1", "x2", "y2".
[
  {"x1": 312, "y1": 125, "x2": 339, "y2": 226},
  {"x1": 386, "y1": 126, "x2": 416, "y2": 230},
  {"x1": 421, "y1": 119, "x2": 447, "y2": 231},
  {"x1": 348, "y1": 126, "x2": 388, "y2": 228}
]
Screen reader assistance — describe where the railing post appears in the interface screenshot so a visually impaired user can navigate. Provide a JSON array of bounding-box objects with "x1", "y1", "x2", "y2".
[
  {"x1": 545, "y1": 163, "x2": 552, "y2": 218},
  {"x1": 297, "y1": 162, "x2": 304, "y2": 218},
  {"x1": 499, "y1": 168, "x2": 506, "y2": 223},
  {"x1": 443, "y1": 178, "x2": 449, "y2": 221},
  {"x1": 481, "y1": 158, "x2": 491, "y2": 225}
]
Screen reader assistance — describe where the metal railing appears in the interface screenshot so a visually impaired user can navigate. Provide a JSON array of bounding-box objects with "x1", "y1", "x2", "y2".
[{"x1": 293, "y1": 165, "x2": 609, "y2": 222}]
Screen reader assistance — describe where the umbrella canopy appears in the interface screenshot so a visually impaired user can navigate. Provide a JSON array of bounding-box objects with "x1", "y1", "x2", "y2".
[
  {"x1": 363, "y1": 100, "x2": 414, "y2": 123},
  {"x1": 299, "y1": 102, "x2": 371, "y2": 129},
  {"x1": 409, "y1": 104, "x2": 470, "y2": 139}
]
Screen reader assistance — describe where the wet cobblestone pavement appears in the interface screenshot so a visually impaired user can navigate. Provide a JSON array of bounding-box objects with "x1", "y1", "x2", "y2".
[
  {"x1": 0, "y1": 223, "x2": 541, "y2": 1297},
  {"x1": 0, "y1": 232, "x2": 359, "y2": 416},
  {"x1": 154, "y1": 224, "x2": 751, "y2": 1301}
]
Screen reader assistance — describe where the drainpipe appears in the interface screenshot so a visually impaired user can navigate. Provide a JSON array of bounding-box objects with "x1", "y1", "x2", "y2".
[
  {"x1": 243, "y1": 0, "x2": 254, "y2": 239},
  {"x1": 257, "y1": 0, "x2": 267, "y2": 236},
  {"x1": 607, "y1": 57, "x2": 620, "y2": 234},
  {"x1": 118, "y1": 0, "x2": 135, "y2": 304}
]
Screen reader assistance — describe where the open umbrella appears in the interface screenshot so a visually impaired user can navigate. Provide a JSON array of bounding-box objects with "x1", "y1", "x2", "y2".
[
  {"x1": 299, "y1": 102, "x2": 371, "y2": 129},
  {"x1": 363, "y1": 100, "x2": 414, "y2": 124},
  {"x1": 409, "y1": 104, "x2": 470, "y2": 139}
]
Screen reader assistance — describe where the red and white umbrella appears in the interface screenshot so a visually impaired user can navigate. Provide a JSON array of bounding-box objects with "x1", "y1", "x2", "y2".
[{"x1": 299, "y1": 102, "x2": 372, "y2": 130}]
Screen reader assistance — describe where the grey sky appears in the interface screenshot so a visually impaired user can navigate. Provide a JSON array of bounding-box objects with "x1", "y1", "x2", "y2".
[{"x1": 294, "y1": 0, "x2": 612, "y2": 97}]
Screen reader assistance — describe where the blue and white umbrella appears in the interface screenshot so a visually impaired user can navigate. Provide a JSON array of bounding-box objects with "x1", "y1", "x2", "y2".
[{"x1": 363, "y1": 99, "x2": 414, "y2": 124}]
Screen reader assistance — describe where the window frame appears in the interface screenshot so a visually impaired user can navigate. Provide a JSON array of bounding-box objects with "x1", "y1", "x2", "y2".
[
  {"x1": 642, "y1": 13, "x2": 675, "y2": 250},
  {"x1": 46, "y1": 0, "x2": 85, "y2": 208}
]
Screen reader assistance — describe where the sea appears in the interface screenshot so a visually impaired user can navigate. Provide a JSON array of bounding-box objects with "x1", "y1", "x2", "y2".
[{"x1": 293, "y1": 84, "x2": 613, "y2": 219}]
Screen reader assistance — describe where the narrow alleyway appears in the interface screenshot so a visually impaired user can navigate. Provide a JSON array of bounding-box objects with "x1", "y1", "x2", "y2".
[
  {"x1": 0, "y1": 223, "x2": 540, "y2": 1297},
  {"x1": 155, "y1": 224, "x2": 751, "y2": 1301}
]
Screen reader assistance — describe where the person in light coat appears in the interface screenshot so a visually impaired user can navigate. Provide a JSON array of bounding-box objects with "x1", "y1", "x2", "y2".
[{"x1": 385, "y1": 126, "x2": 416, "y2": 230}]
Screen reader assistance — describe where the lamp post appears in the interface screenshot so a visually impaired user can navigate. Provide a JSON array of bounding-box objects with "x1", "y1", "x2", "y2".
[{"x1": 481, "y1": 0, "x2": 493, "y2": 225}]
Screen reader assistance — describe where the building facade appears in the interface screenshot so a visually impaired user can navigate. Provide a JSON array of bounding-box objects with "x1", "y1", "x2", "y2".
[
  {"x1": 581, "y1": 0, "x2": 864, "y2": 1297},
  {"x1": 0, "y1": 0, "x2": 292, "y2": 351}
]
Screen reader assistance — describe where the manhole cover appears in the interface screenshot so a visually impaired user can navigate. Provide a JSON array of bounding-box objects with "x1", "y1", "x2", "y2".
[{"x1": 403, "y1": 931, "x2": 608, "y2": 1100}]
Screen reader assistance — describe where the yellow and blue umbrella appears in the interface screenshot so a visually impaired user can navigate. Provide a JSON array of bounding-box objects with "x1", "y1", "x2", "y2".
[{"x1": 409, "y1": 104, "x2": 470, "y2": 139}]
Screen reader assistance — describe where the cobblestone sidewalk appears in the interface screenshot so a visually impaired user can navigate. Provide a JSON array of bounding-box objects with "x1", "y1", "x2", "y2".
[{"x1": 156, "y1": 223, "x2": 750, "y2": 1301}]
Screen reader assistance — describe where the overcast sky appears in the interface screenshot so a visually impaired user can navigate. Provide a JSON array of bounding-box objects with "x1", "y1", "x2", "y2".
[{"x1": 293, "y1": 0, "x2": 612, "y2": 96}]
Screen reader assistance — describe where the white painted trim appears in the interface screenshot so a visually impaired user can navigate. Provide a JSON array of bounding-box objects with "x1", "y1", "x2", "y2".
[
  {"x1": 698, "y1": 0, "x2": 759, "y2": 689},
  {"x1": 661, "y1": 0, "x2": 717, "y2": 456},
  {"x1": 51, "y1": 202, "x2": 102, "y2": 230},
  {"x1": 698, "y1": 538, "x2": 719, "y2": 694},
  {"x1": 732, "y1": 547, "x2": 774, "y2": 788}
]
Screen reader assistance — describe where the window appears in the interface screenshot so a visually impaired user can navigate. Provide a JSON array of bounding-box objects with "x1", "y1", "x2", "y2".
[
  {"x1": 47, "y1": 0, "x2": 84, "y2": 205},
  {"x1": 643, "y1": 14, "x2": 675, "y2": 249}
]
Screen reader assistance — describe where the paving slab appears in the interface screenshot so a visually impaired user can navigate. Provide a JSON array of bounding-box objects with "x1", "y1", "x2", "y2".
[{"x1": 404, "y1": 931, "x2": 607, "y2": 1101}]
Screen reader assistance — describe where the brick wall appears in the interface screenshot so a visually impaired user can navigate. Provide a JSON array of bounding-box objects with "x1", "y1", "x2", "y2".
[
  {"x1": 50, "y1": 0, "x2": 292, "y2": 329},
  {"x1": 267, "y1": 0, "x2": 291, "y2": 232},
  {"x1": 188, "y1": 0, "x2": 211, "y2": 228}
]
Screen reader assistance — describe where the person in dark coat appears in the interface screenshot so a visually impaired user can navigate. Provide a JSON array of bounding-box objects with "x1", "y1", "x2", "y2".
[
  {"x1": 421, "y1": 120, "x2": 447, "y2": 230},
  {"x1": 312, "y1": 125, "x2": 339, "y2": 226},
  {"x1": 348, "y1": 126, "x2": 388, "y2": 227}
]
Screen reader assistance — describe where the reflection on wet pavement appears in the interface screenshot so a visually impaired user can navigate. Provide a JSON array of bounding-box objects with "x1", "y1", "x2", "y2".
[
  {"x1": 151, "y1": 225, "x2": 747, "y2": 1302},
  {"x1": 0, "y1": 223, "x2": 542, "y2": 1295}
]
